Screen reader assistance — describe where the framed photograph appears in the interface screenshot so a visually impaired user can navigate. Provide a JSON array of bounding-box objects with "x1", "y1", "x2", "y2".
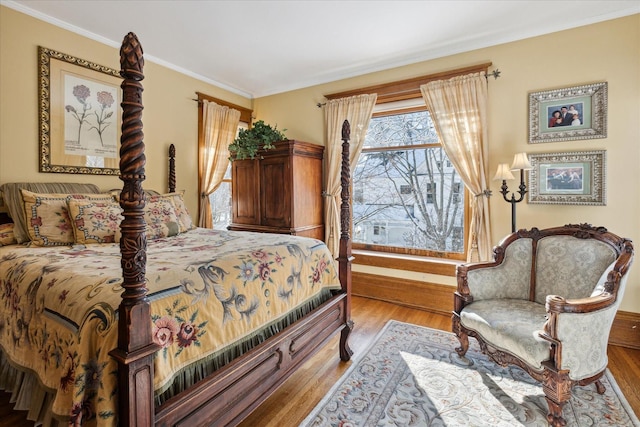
[
  {"x1": 39, "y1": 46, "x2": 122, "y2": 175},
  {"x1": 528, "y1": 82, "x2": 607, "y2": 144},
  {"x1": 528, "y1": 150, "x2": 606, "y2": 205}
]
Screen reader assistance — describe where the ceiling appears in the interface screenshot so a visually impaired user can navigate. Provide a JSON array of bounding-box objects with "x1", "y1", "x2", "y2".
[{"x1": 5, "y1": 1, "x2": 639, "y2": 98}]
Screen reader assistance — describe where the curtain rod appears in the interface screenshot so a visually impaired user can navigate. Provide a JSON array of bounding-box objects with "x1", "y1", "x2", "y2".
[{"x1": 317, "y1": 69, "x2": 501, "y2": 107}]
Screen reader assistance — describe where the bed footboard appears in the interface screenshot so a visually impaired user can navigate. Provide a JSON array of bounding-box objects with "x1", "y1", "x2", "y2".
[
  {"x1": 155, "y1": 293, "x2": 348, "y2": 426},
  {"x1": 113, "y1": 32, "x2": 353, "y2": 427}
]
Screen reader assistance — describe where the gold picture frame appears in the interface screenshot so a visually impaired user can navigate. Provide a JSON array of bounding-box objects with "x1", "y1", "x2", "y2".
[{"x1": 39, "y1": 46, "x2": 122, "y2": 175}]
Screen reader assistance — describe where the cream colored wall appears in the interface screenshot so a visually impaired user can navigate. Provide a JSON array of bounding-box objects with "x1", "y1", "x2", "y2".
[
  {"x1": 254, "y1": 15, "x2": 640, "y2": 313},
  {"x1": 0, "y1": 6, "x2": 251, "y2": 218},
  {"x1": 1, "y1": 6, "x2": 637, "y2": 313}
]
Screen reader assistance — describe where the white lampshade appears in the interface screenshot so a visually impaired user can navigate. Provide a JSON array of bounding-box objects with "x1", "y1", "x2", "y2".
[
  {"x1": 511, "y1": 152, "x2": 532, "y2": 170},
  {"x1": 493, "y1": 163, "x2": 515, "y2": 181}
]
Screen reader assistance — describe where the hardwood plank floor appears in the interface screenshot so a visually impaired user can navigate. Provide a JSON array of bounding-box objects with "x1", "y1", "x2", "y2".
[
  {"x1": 1, "y1": 296, "x2": 638, "y2": 426},
  {"x1": 241, "y1": 296, "x2": 640, "y2": 426}
]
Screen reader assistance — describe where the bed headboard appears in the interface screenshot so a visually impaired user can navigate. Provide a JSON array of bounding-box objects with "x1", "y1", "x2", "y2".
[{"x1": 169, "y1": 143, "x2": 176, "y2": 193}]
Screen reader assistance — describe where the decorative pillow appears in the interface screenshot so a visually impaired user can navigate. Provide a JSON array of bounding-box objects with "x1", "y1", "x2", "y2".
[
  {"x1": 68, "y1": 199, "x2": 123, "y2": 244},
  {"x1": 0, "y1": 223, "x2": 17, "y2": 246},
  {"x1": 21, "y1": 190, "x2": 115, "y2": 246},
  {"x1": 161, "y1": 192, "x2": 195, "y2": 232},
  {"x1": 144, "y1": 195, "x2": 181, "y2": 240},
  {"x1": 1, "y1": 182, "x2": 101, "y2": 244}
]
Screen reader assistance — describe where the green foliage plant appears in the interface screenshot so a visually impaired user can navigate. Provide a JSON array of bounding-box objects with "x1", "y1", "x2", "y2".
[{"x1": 228, "y1": 120, "x2": 287, "y2": 161}]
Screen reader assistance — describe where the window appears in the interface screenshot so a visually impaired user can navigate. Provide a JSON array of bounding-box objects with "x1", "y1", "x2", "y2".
[
  {"x1": 210, "y1": 121, "x2": 248, "y2": 230},
  {"x1": 352, "y1": 104, "x2": 468, "y2": 259},
  {"x1": 196, "y1": 92, "x2": 252, "y2": 230},
  {"x1": 209, "y1": 166, "x2": 232, "y2": 230},
  {"x1": 452, "y1": 182, "x2": 462, "y2": 204},
  {"x1": 426, "y1": 182, "x2": 436, "y2": 204},
  {"x1": 324, "y1": 65, "x2": 489, "y2": 263}
]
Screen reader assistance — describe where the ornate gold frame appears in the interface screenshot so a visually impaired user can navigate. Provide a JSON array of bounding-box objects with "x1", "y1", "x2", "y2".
[{"x1": 38, "y1": 46, "x2": 122, "y2": 175}]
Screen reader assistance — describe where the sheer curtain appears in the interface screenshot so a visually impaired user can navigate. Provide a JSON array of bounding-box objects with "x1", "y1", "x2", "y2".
[
  {"x1": 323, "y1": 94, "x2": 377, "y2": 258},
  {"x1": 420, "y1": 72, "x2": 492, "y2": 261},
  {"x1": 198, "y1": 100, "x2": 241, "y2": 228}
]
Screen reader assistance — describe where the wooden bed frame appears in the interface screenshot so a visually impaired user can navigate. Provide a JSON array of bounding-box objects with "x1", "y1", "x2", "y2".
[{"x1": 108, "y1": 32, "x2": 353, "y2": 426}]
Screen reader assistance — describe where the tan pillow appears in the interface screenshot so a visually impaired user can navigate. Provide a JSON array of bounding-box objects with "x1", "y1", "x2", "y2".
[
  {"x1": 68, "y1": 199, "x2": 123, "y2": 244},
  {"x1": 161, "y1": 192, "x2": 195, "y2": 232},
  {"x1": 21, "y1": 190, "x2": 115, "y2": 246},
  {"x1": 0, "y1": 182, "x2": 101, "y2": 244},
  {"x1": 0, "y1": 223, "x2": 17, "y2": 246},
  {"x1": 144, "y1": 195, "x2": 181, "y2": 240}
]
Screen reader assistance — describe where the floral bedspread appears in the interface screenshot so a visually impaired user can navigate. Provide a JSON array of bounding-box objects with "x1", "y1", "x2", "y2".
[{"x1": 0, "y1": 228, "x2": 340, "y2": 425}]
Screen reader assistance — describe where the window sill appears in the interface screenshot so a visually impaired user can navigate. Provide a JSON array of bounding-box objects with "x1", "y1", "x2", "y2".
[{"x1": 352, "y1": 249, "x2": 460, "y2": 277}]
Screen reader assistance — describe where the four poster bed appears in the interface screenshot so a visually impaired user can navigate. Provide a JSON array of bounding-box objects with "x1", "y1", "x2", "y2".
[{"x1": 0, "y1": 32, "x2": 354, "y2": 426}]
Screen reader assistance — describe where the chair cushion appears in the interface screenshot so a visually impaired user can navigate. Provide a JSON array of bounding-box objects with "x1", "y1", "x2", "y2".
[
  {"x1": 467, "y1": 239, "x2": 532, "y2": 301},
  {"x1": 535, "y1": 236, "x2": 617, "y2": 304},
  {"x1": 460, "y1": 299, "x2": 549, "y2": 369}
]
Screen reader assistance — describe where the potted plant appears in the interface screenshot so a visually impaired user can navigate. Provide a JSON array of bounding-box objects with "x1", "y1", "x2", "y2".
[{"x1": 228, "y1": 120, "x2": 287, "y2": 161}]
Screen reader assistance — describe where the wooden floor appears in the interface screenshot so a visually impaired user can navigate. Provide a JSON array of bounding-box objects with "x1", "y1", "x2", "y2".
[{"x1": 1, "y1": 296, "x2": 639, "y2": 426}]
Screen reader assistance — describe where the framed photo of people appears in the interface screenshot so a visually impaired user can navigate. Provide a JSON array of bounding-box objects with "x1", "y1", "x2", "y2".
[
  {"x1": 528, "y1": 150, "x2": 606, "y2": 205},
  {"x1": 528, "y1": 82, "x2": 607, "y2": 144},
  {"x1": 38, "y1": 46, "x2": 122, "y2": 175}
]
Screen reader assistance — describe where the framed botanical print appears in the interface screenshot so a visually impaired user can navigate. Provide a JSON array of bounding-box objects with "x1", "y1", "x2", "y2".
[{"x1": 39, "y1": 46, "x2": 122, "y2": 175}]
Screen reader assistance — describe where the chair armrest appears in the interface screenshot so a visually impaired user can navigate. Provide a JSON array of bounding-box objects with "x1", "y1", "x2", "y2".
[
  {"x1": 545, "y1": 293, "x2": 616, "y2": 315},
  {"x1": 539, "y1": 297, "x2": 618, "y2": 380}
]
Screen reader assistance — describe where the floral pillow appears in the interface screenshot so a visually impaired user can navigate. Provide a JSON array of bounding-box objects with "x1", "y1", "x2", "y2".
[
  {"x1": 161, "y1": 192, "x2": 195, "y2": 232},
  {"x1": 0, "y1": 223, "x2": 17, "y2": 246},
  {"x1": 21, "y1": 190, "x2": 115, "y2": 246},
  {"x1": 145, "y1": 195, "x2": 181, "y2": 240},
  {"x1": 68, "y1": 199, "x2": 123, "y2": 244}
]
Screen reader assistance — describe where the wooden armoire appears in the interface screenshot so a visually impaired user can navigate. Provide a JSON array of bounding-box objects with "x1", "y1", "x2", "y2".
[{"x1": 228, "y1": 140, "x2": 324, "y2": 240}]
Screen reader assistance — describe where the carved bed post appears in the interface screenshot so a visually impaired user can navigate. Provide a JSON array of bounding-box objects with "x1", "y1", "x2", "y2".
[
  {"x1": 109, "y1": 32, "x2": 160, "y2": 427},
  {"x1": 338, "y1": 119, "x2": 354, "y2": 361},
  {"x1": 168, "y1": 143, "x2": 176, "y2": 193}
]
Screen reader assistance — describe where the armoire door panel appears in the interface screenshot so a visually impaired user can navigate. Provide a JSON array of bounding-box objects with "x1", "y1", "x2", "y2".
[
  {"x1": 231, "y1": 160, "x2": 260, "y2": 225},
  {"x1": 261, "y1": 158, "x2": 290, "y2": 227}
]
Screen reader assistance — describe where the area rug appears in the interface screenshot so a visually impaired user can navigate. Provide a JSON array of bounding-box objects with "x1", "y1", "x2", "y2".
[{"x1": 300, "y1": 320, "x2": 640, "y2": 427}]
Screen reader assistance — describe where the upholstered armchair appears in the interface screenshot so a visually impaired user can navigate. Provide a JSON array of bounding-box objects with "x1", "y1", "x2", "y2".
[{"x1": 452, "y1": 224, "x2": 634, "y2": 427}]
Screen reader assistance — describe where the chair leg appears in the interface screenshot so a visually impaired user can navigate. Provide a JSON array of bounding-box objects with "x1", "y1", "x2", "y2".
[
  {"x1": 452, "y1": 317, "x2": 469, "y2": 357},
  {"x1": 542, "y1": 367, "x2": 572, "y2": 427},
  {"x1": 544, "y1": 396, "x2": 568, "y2": 427},
  {"x1": 595, "y1": 379, "x2": 606, "y2": 394}
]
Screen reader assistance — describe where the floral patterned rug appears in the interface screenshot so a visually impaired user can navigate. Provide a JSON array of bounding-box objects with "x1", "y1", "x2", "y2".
[{"x1": 300, "y1": 320, "x2": 640, "y2": 427}]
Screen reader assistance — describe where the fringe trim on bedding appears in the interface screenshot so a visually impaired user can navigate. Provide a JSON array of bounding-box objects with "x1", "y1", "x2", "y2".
[
  {"x1": 0, "y1": 289, "x2": 335, "y2": 424},
  {"x1": 0, "y1": 351, "x2": 62, "y2": 427},
  {"x1": 154, "y1": 288, "x2": 334, "y2": 404}
]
